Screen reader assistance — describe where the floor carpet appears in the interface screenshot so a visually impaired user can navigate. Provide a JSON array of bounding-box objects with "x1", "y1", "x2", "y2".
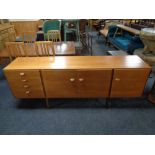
[{"x1": 0, "y1": 31, "x2": 155, "y2": 135}]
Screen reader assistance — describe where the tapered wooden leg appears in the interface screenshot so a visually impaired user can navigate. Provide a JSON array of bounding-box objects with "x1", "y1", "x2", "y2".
[
  {"x1": 105, "y1": 98, "x2": 111, "y2": 108},
  {"x1": 45, "y1": 98, "x2": 49, "y2": 108},
  {"x1": 148, "y1": 81, "x2": 155, "y2": 104}
]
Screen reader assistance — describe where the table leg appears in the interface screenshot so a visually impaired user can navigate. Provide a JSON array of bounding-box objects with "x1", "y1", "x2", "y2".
[{"x1": 148, "y1": 80, "x2": 155, "y2": 104}]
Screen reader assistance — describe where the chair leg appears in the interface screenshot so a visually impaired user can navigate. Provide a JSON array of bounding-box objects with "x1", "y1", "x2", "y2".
[
  {"x1": 76, "y1": 26, "x2": 80, "y2": 42},
  {"x1": 64, "y1": 24, "x2": 67, "y2": 41},
  {"x1": 64, "y1": 32, "x2": 66, "y2": 41}
]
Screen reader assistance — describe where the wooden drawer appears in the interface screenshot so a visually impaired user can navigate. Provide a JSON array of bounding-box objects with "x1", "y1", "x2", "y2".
[
  {"x1": 11, "y1": 89, "x2": 44, "y2": 98},
  {"x1": 5, "y1": 70, "x2": 41, "y2": 79},
  {"x1": 6, "y1": 78, "x2": 43, "y2": 91},
  {"x1": 4, "y1": 70, "x2": 45, "y2": 98}
]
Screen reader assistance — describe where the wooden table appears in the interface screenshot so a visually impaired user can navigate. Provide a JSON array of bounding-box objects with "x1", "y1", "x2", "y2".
[
  {"x1": 0, "y1": 41, "x2": 76, "y2": 58},
  {"x1": 4, "y1": 56, "x2": 151, "y2": 107},
  {"x1": 117, "y1": 24, "x2": 140, "y2": 35},
  {"x1": 54, "y1": 41, "x2": 76, "y2": 56}
]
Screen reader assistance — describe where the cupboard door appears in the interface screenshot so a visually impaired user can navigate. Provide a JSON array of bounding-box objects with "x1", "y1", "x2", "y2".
[
  {"x1": 77, "y1": 70, "x2": 112, "y2": 97},
  {"x1": 4, "y1": 70, "x2": 45, "y2": 98},
  {"x1": 41, "y1": 70, "x2": 78, "y2": 98},
  {"x1": 110, "y1": 69, "x2": 150, "y2": 97}
]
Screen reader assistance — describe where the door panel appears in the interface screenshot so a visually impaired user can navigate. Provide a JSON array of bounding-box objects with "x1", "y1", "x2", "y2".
[
  {"x1": 41, "y1": 70, "x2": 78, "y2": 98},
  {"x1": 77, "y1": 70, "x2": 112, "y2": 97},
  {"x1": 110, "y1": 69, "x2": 150, "y2": 97}
]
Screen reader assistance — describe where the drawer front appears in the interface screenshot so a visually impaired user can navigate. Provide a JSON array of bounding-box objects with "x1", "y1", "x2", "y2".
[
  {"x1": 11, "y1": 89, "x2": 44, "y2": 98},
  {"x1": 4, "y1": 70, "x2": 40, "y2": 79},
  {"x1": 110, "y1": 69, "x2": 150, "y2": 97},
  {"x1": 41, "y1": 70, "x2": 78, "y2": 98},
  {"x1": 4, "y1": 70, "x2": 45, "y2": 98},
  {"x1": 77, "y1": 70, "x2": 112, "y2": 97}
]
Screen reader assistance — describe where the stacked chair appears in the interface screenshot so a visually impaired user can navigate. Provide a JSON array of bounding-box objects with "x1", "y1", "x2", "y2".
[
  {"x1": 63, "y1": 19, "x2": 80, "y2": 42},
  {"x1": 43, "y1": 20, "x2": 61, "y2": 41}
]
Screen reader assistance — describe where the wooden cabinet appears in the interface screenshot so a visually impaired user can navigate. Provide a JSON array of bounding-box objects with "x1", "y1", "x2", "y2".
[
  {"x1": 4, "y1": 70, "x2": 45, "y2": 98},
  {"x1": 41, "y1": 69, "x2": 112, "y2": 98},
  {"x1": 110, "y1": 69, "x2": 150, "y2": 97},
  {"x1": 3, "y1": 56, "x2": 151, "y2": 104}
]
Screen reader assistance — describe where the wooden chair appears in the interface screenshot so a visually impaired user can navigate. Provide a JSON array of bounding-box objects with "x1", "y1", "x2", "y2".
[
  {"x1": 47, "y1": 30, "x2": 61, "y2": 42},
  {"x1": 22, "y1": 31, "x2": 36, "y2": 43},
  {"x1": 43, "y1": 20, "x2": 61, "y2": 40},
  {"x1": 63, "y1": 19, "x2": 80, "y2": 42},
  {"x1": 5, "y1": 42, "x2": 26, "y2": 61},
  {"x1": 21, "y1": 31, "x2": 37, "y2": 55},
  {"x1": 35, "y1": 41, "x2": 55, "y2": 56}
]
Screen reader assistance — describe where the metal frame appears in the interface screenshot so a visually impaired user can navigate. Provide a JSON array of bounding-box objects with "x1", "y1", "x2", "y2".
[{"x1": 80, "y1": 32, "x2": 93, "y2": 55}]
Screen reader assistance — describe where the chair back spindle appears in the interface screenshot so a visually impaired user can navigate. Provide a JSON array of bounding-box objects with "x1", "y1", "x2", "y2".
[
  {"x1": 35, "y1": 41, "x2": 55, "y2": 56},
  {"x1": 47, "y1": 30, "x2": 61, "y2": 42},
  {"x1": 5, "y1": 42, "x2": 26, "y2": 61}
]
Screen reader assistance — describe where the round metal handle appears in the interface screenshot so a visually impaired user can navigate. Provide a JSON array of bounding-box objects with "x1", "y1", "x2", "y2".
[
  {"x1": 25, "y1": 90, "x2": 30, "y2": 94},
  {"x1": 79, "y1": 78, "x2": 84, "y2": 82},
  {"x1": 21, "y1": 79, "x2": 27, "y2": 82},
  {"x1": 24, "y1": 85, "x2": 29, "y2": 88},
  {"x1": 19, "y1": 72, "x2": 25, "y2": 76},
  {"x1": 70, "y1": 78, "x2": 75, "y2": 82},
  {"x1": 115, "y1": 78, "x2": 120, "y2": 81}
]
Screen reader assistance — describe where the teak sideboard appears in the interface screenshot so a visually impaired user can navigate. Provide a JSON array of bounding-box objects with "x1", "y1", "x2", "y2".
[{"x1": 3, "y1": 56, "x2": 151, "y2": 107}]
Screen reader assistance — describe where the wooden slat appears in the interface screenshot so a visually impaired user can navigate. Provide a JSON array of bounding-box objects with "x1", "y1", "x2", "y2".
[
  {"x1": 47, "y1": 30, "x2": 61, "y2": 42},
  {"x1": 0, "y1": 41, "x2": 76, "y2": 57},
  {"x1": 35, "y1": 41, "x2": 55, "y2": 56},
  {"x1": 5, "y1": 42, "x2": 25, "y2": 61}
]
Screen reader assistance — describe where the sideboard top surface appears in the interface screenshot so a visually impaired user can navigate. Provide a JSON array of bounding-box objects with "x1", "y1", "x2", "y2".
[{"x1": 4, "y1": 56, "x2": 151, "y2": 70}]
